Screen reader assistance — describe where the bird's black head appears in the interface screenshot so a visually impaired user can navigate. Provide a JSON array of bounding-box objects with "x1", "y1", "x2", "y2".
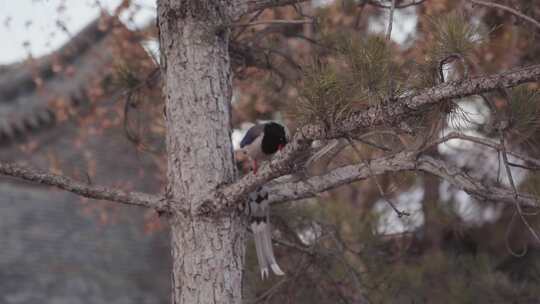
[{"x1": 261, "y1": 122, "x2": 288, "y2": 155}]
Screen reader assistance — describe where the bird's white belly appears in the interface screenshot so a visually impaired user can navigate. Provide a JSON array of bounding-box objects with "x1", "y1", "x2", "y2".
[{"x1": 245, "y1": 136, "x2": 271, "y2": 161}]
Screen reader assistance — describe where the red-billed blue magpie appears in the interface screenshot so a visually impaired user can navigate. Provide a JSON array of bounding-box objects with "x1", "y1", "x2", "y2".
[
  {"x1": 239, "y1": 122, "x2": 288, "y2": 174},
  {"x1": 240, "y1": 122, "x2": 288, "y2": 279}
]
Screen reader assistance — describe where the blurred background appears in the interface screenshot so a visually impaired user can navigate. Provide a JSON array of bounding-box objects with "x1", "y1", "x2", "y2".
[
  {"x1": 0, "y1": 1, "x2": 170, "y2": 303},
  {"x1": 1, "y1": 0, "x2": 540, "y2": 303}
]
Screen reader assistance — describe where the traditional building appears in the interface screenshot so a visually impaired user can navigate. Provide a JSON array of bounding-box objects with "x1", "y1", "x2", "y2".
[{"x1": 0, "y1": 15, "x2": 169, "y2": 303}]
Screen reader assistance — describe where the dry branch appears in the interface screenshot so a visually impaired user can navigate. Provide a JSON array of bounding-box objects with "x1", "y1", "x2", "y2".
[
  {"x1": 432, "y1": 132, "x2": 540, "y2": 168},
  {"x1": 264, "y1": 152, "x2": 539, "y2": 209},
  {"x1": 306, "y1": 64, "x2": 540, "y2": 141},
  {"x1": 266, "y1": 151, "x2": 417, "y2": 204},
  {"x1": 418, "y1": 156, "x2": 538, "y2": 209},
  {"x1": 0, "y1": 161, "x2": 169, "y2": 211}
]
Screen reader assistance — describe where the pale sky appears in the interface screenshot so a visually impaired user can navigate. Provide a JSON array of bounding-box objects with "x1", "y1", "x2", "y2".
[
  {"x1": 0, "y1": 0, "x2": 418, "y2": 65},
  {"x1": 0, "y1": 0, "x2": 156, "y2": 64}
]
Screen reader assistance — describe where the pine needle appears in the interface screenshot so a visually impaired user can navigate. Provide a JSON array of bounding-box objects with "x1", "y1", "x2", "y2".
[
  {"x1": 339, "y1": 36, "x2": 395, "y2": 103},
  {"x1": 290, "y1": 60, "x2": 354, "y2": 127},
  {"x1": 507, "y1": 86, "x2": 540, "y2": 141},
  {"x1": 429, "y1": 12, "x2": 484, "y2": 62}
]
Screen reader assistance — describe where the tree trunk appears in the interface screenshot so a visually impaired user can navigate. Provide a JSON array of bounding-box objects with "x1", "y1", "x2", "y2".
[{"x1": 157, "y1": 1, "x2": 244, "y2": 303}]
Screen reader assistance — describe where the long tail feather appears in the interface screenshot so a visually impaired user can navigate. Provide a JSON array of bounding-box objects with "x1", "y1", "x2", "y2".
[
  {"x1": 252, "y1": 222, "x2": 269, "y2": 279},
  {"x1": 248, "y1": 186, "x2": 284, "y2": 279},
  {"x1": 262, "y1": 222, "x2": 285, "y2": 276}
]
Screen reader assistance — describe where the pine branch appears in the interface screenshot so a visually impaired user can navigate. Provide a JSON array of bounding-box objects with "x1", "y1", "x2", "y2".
[
  {"x1": 265, "y1": 151, "x2": 417, "y2": 204},
  {"x1": 262, "y1": 151, "x2": 539, "y2": 209},
  {"x1": 310, "y1": 64, "x2": 540, "y2": 141},
  {"x1": 198, "y1": 64, "x2": 540, "y2": 215},
  {"x1": 0, "y1": 161, "x2": 171, "y2": 212}
]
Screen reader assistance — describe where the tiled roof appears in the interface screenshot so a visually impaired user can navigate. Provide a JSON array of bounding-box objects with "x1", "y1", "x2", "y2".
[
  {"x1": 0, "y1": 16, "x2": 119, "y2": 145},
  {"x1": 0, "y1": 15, "x2": 169, "y2": 303}
]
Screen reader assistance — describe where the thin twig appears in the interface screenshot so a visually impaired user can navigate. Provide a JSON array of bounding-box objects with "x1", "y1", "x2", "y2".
[
  {"x1": 230, "y1": 19, "x2": 313, "y2": 27},
  {"x1": 505, "y1": 210, "x2": 528, "y2": 257},
  {"x1": 250, "y1": 277, "x2": 289, "y2": 304},
  {"x1": 327, "y1": 232, "x2": 370, "y2": 303},
  {"x1": 497, "y1": 150, "x2": 502, "y2": 184},
  {"x1": 354, "y1": 137, "x2": 392, "y2": 152},
  {"x1": 345, "y1": 136, "x2": 410, "y2": 217},
  {"x1": 468, "y1": 0, "x2": 540, "y2": 31},
  {"x1": 424, "y1": 131, "x2": 540, "y2": 169},
  {"x1": 233, "y1": 9, "x2": 265, "y2": 40},
  {"x1": 260, "y1": 47, "x2": 303, "y2": 71},
  {"x1": 354, "y1": 130, "x2": 401, "y2": 152},
  {"x1": 508, "y1": 162, "x2": 540, "y2": 171},
  {"x1": 385, "y1": 0, "x2": 396, "y2": 41},
  {"x1": 249, "y1": 255, "x2": 310, "y2": 304},
  {"x1": 499, "y1": 128, "x2": 540, "y2": 243},
  {"x1": 273, "y1": 238, "x2": 314, "y2": 255},
  {"x1": 385, "y1": 0, "x2": 397, "y2": 99}
]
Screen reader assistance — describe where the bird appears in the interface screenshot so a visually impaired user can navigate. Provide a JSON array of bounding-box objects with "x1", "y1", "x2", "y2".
[
  {"x1": 238, "y1": 122, "x2": 288, "y2": 278},
  {"x1": 239, "y1": 122, "x2": 288, "y2": 174},
  {"x1": 248, "y1": 186, "x2": 285, "y2": 279}
]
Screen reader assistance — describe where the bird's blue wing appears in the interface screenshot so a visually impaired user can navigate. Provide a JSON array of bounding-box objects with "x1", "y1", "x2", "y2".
[{"x1": 240, "y1": 124, "x2": 264, "y2": 148}]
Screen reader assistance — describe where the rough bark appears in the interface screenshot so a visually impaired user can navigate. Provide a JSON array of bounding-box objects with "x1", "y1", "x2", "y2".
[{"x1": 157, "y1": 1, "x2": 243, "y2": 303}]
